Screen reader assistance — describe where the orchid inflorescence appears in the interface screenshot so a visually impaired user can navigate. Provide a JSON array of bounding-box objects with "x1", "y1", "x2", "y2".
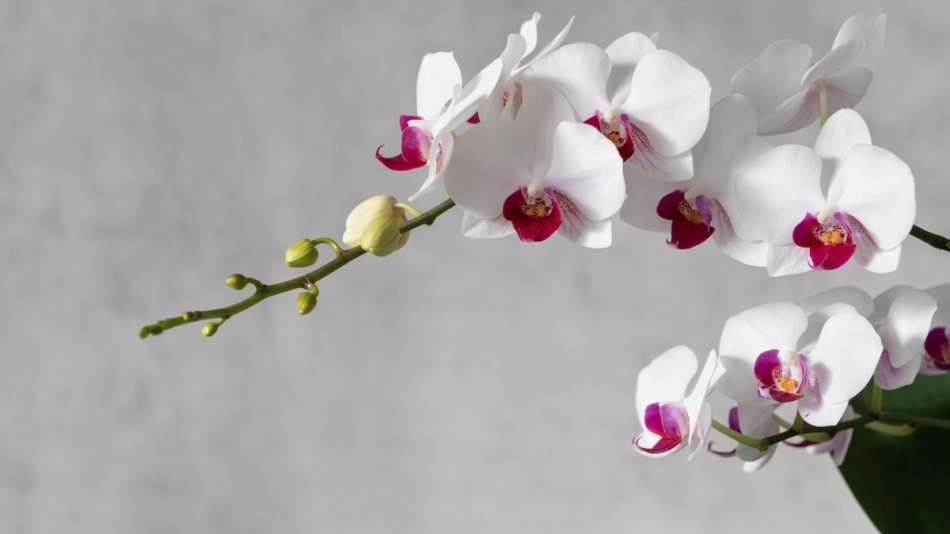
[{"x1": 142, "y1": 11, "x2": 950, "y2": 507}]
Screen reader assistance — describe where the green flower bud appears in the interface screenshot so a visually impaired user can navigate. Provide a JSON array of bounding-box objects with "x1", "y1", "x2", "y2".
[
  {"x1": 201, "y1": 321, "x2": 219, "y2": 337},
  {"x1": 342, "y1": 195, "x2": 402, "y2": 247},
  {"x1": 296, "y1": 291, "x2": 317, "y2": 315},
  {"x1": 225, "y1": 273, "x2": 248, "y2": 290},
  {"x1": 360, "y1": 216, "x2": 404, "y2": 256},
  {"x1": 285, "y1": 239, "x2": 319, "y2": 268}
]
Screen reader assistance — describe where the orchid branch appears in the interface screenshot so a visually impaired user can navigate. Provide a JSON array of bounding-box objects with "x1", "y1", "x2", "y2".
[
  {"x1": 910, "y1": 224, "x2": 950, "y2": 252},
  {"x1": 140, "y1": 198, "x2": 456, "y2": 339}
]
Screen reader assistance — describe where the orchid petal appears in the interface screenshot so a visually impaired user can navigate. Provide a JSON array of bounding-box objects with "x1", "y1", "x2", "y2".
[
  {"x1": 544, "y1": 121, "x2": 625, "y2": 221},
  {"x1": 636, "y1": 346, "x2": 698, "y2": 427},
  {"x1": 604, "y1": 32, "x2": 658, "y2": 105},
  {"x1": 765, "y1": 243, "x2": 812, "y2": 277},
  {"x1": 733, "y1": 144, "x2": 824, "y2": 244},
  {"x1": 522, "y1": 42, "x2": 612, "y2": 119},
  {"x1": 757, "y1": 86, "x2": 817, "y2": 135},
  {"x1": 831, "y1": 144, "x2": 915, "y2": 250},
  {"x1": 460, "y1": 213, "x2": 516, "y2": 239},
  {"x1": 875, "y1": 287, "x2": 938, "y2": 369},
  {"x1": 731, "y1": 40, "x2": 813, "y2": 124},
  {"x1": 806, "y1": 311, "x2": 882, "y2": 407},
  {"x1": 813, "y1": 109, "x2": 871, "y2": 174},
  {"x1": 832, "y1": 14, "x2": 886, "y2": 70},
  {"x1": 416, "y1": 52, "x2": 462, "y2": 119},
  {"x1": 802, "y1": 39, "x2": 864, "y2": 87},
  {"x1": 623, "y1": 50, "x2": 711, "y2": 156}
]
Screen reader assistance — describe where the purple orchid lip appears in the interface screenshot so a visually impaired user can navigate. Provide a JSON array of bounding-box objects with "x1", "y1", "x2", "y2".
[
  {"x1": 924, "y1": 327, "x2": 950, "y2": 371},
  {"x1": 503, "y1": 187, "x2": 563, "y2": 242},
  {"x1": 656, "y1": 189, "x2": 715, "y2": 249},
  {"x1": 792, "y1": 212, "x2": 856, "y2": 270},
  {"x1": 754, "y1": 349, "x2": 807, "y2": 402},
  {"x1": 634, "y1": 401, "x2": 687, "y2": 454}
]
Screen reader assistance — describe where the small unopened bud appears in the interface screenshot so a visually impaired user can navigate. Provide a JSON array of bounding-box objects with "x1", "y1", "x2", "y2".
[
  {"x1": 285, "y1": 239, "x2": 319, "y2": 268},
  {"x1": 296, "y1": 292, "x2": 317, "y2": 315},
  {"x1": 360, "y1": 216, "x2": 405, "y2": 256},
  {"x1": 225, "y1": 273, "x2": 248, "y2": 290},
  {"x1": 201, "y1": 321, "x2": 219, "y2": 337},
  {"x1": 343, "y1": 195, "x2": 399, "y2": 247}
]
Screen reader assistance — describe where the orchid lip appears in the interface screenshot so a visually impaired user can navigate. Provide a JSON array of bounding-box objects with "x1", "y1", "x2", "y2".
[
  {"x1": 792, "y1": 212, "x2": 856, "y2": 270},
  {"x1": 754, "y1": 349, "x2": 808, "y2": 402},
  {"x1": 584, "y1": 111, "x2": 636, "y2": 161},
  {"x1": 924, "y1": 327, "x2": 950, "y2": 372},
  {"x1": 656, "y1": 189, "x2": 715, "y2": 249},
  {"x1": 634, "y1": 401, "x2": 688, "y2": 455},
  {"x1": 502, "y1": 187, "x2": 563, "y2": 242}
]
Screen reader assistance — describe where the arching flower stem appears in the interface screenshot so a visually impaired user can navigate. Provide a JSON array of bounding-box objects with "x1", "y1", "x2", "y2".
[{"x1": 140, "y1": 199, "x2": 456, "y2": 338}]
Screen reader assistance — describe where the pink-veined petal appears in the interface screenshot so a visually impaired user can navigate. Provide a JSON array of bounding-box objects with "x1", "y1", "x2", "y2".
[
  {"x1": 709, "y1": 199, "x2": 769, "y2": 266},
  {"x1": 757, "y1": 86, "x2": 817, "y2": 135},
  {"x1": 853, "y1": 241, "x2": 900, "y2": 273},
  {"x1": 765, "y1": 243, "x2": 812, "y2": 276},
  {"x1": 623, "y1": 49, "x2": 710, "y2": 156},
  {"x1": 822, "y1": 67, "x2": 874, "y2": 116},
  {"x1": 557, "y1": 208, "x2": 613, "y2": 248}
]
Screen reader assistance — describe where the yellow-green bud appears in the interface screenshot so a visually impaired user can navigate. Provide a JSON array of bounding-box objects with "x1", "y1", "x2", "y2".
[
  {"x1": 342, "y1": 195, "x2": 402, "y2": 247},
  {"x1": 201, "y1": 322, "x2": 219, "y2": 337},
  {"x1": 296, "y1": 291, "x2": 317, "y2": 315},
  {"x1": 285, "y1": 239, "x2": 319, "y2": 268},
  {"x1": 225, "y1": 273, "x2": 248, "y2": 290},
  {"x1": 359, "y1": 216, "x2": 404, "y2": 256}
]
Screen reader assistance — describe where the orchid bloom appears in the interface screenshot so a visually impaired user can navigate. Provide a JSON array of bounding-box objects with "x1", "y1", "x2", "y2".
[
  {"x1": 523, "y1": 32, "x2": 710, "y2": 181},
  {"x1": 734, "y1": 108, "x2": 914, "y2": 276},
  {"x1": 922, "y1": 284, "x2": 950, "y2": 374},
  {"x1": 731, "y1": 14, "x2": 886, "y2": 135},
  {"x1": 868, "y1": 286, "x2": 937, "y2": 389},
  {"x1": 706, "y1": 404, "x2": 779, "y2": 473},
  {"x1": 376, "y1": 52, "x2": 502, "y2": 200},
  {"x1": 633, "y1": 346, "x2": 719, "y2": 461},
  {"x1": 717, "y1": 301, "x2": 881, "y2": 427},
  {"x1": 620, "y1": 94, "x2": 770, "y2": 264},
  {"x1": 443, "y1": 87, "x2": 624, "y2": 248}
]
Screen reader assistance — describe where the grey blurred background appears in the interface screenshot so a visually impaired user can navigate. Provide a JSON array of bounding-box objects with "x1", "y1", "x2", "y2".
[{"x1": 3, "y1": 0, "x2": 949, "y2": 532}]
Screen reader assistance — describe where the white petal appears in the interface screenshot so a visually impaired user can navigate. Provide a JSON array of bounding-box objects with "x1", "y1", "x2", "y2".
[
  {"x1": 627, "y1": 145, "x2": 694, "y2": 182},
  {"x1": 833, "y1": 144, "x2": 915, "y2": 250},
  {"x1": 624, "y1": 50, "x2": 711, "y2": 156},
  {"x1": 719, "y1": 302, "x2": 809, "y2": 363},
  {"x1": 510, "y1": 15, "x2": 575, "y2": 79},
  {"x1": 874, "y1": 287, "x2": 938, "y2": 369},
  {"x1": 798, "y1": 398, "x2": 850, "y2": 428},
  {"x1": 832, "y1": 14, "x2": 886, "y2": 70},
  {"x1": 709, "y1": 202, "x2": 769, "y2": 267},
  {"x1": 522, "y1": 42, "x2": 611, "y2": 119},
  {"x1": 765, "y1": 244, "x2": 811, "y2": 276},
  {"x1": 757, "y1": 86, "x2": 817, "y2": 135},
  {"x1": 604, "y1": 32, "x2": 657, "y2": 104},
  {"x1": 802, "y1": 39, "x2": 864, "y2": 87},
  {"x1": 823, "y1": 67, "x2": 874, "y2": 115},
  {"x1": 545, "y1": 121, "x2": 625, "y2": 221},
  {"x1": 853, "y1": 242, "x2": 901, "y2": 273},
  {"x1": 636, "y1": 346, "x2": 698, "y2": 425},
  {"x1": 437, "y1": 58, "x2": 504, "y2": 134},
  {"x1": 733, "y1": 144, "x2": 824, "y2": 244},
  {"x1": 416, "y1": 52, "x2": 462, "y2": 119},
  {"x1": 806, "y1": 311, "x2": 882, "y2": 405},
  {"x1": 460, "y1": 212, "x2": 515, "y2": 239},
  {"x1": 799, "y1": 286, "x2": 873, "y2": 317},
  {"x1": 874, "y1": 350, "x2": 921, "y2": 390},
  {"x1": 683, "y1": 350, "x2": 720, "y2": 440},
  {"x1": 813, "y1": 109, "x2": 871, "y2": 175},
  {"x1": 518, "y1": 12, "x2": 542, "y2": 57},
  {"x1": 619, "y1": 172, "x2": 686, "y2": 232},
  {"x1": 731, "y1": 40, "x2": 813, "y2": 122}
]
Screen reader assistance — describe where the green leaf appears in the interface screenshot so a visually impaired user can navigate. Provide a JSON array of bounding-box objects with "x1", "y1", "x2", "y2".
[{"x1": 838, "y1": 374, "x2": 950, "y2": 533}]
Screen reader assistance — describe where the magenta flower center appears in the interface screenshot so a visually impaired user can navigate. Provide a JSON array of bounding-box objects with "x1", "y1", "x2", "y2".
[
  {"x1": 656, "y1": 189, "x2": 715, "y2": 249},
  {"x1": 924, "y1": 327, "x2": 950, "y2": 372},
  {"x1": 754, "y1": 349, "x2": 809, "y2": 402},
  {"x1": 502, "y1": 187, "x2": 564, "y2": 243},
  {"x1": 792, "y1": 212, "x2": 856, "y2": 270}
]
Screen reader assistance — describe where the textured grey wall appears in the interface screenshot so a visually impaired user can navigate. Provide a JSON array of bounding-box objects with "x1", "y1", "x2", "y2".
[{"x1": 3, "y1": 0, "x2": 947, "y2": 532}]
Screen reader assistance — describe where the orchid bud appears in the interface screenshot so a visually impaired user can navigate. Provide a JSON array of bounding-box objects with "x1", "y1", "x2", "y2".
[
  {"x1": 296, "y1": 292, "x2": 317, "y2": 315},
  {"x1": 343, "y1": 195, "x2": 412, "y2": 250},
  {"x1": 360, "y1": 216, "x2": 404, "y2": 256},
  {"x1": 285, "y1": 239, "x2": 319, "y2": 268},
  {"x1": 225, "y1": 273, "x2": 248, "y2": 290}
]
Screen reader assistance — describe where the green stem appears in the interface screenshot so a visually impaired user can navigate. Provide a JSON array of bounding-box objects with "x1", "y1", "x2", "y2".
[
  {"x1": 711, "y1": 419, "x2": 769, "y2": 452},
  {"x1": 910, "y1": 224, "x2": 950, "y2": 252},
  {"x1": 817, "y1": 80, "x2": 829, "y2": 127},
  {"x1": 140, "y1": 198, "x2": 456, "y2": 338},
  {"x1": 870, "y1": 383, "x2": 883, "y2": 415}
]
